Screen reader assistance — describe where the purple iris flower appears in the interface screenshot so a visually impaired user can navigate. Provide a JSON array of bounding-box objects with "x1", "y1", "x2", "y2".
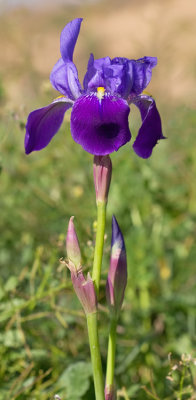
[{"x1": 25, "y1": 18, "x2": 164, "y2": 158}]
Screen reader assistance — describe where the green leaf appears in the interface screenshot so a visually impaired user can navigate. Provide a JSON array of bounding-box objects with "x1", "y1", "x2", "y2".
[
  {"x1": 4, "y1": 276, "x2": 18, "y2": 292},
  {"x1": 57, "y1": 361, "x2": 92, "y2": 399}
]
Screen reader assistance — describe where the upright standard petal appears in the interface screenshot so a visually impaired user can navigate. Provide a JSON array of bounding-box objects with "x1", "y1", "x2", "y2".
[
  {"x1": 25, "y1": 98, "x2": 73, "y2": 154},
  {"x1": 50, "y1": 58, "x2": 82, "y2": 100},
  {"x1": 60, "y1": 18, "x2": 83, "y2": 62},
  {"x1": 83, "y1": 54, "x2": 111, "y2": 91},
  {"x1": 104, "y1": 63, "x2": 127, "y2": 96},
  {"x1": 70, "y1": 93, "x2": 131, "y2": 155},
  {"x1": 132, "y1": 95, "x2": 165, "y2": 158},
  {"x1": 131, "y1": 57, "x2": 157, "y2": 95}
]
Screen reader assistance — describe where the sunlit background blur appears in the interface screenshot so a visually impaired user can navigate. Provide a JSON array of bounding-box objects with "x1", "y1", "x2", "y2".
[{"x1": 0, "y1": 0, "x2": 196, "y2": 399}]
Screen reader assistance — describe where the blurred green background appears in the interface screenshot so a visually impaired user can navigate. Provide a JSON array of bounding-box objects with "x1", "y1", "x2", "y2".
[{"x1": 0, "y1": 0, "x2": 196, "y2": 399}]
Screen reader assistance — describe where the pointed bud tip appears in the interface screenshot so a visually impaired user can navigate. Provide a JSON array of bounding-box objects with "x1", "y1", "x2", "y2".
[
  {"x1": 106, "y1": 215, "x2": 127, "y2": 318},
  {"x1": 112, "y1": 215, "x2": 125, "y2": 251}
]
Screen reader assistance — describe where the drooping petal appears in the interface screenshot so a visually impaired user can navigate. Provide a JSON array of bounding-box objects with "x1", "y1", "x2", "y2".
[
  {"x1": 132, "y1": 94, "x2": 165, "y2": 158},
  {"x1": 60, "y1": 18, "x2": 83, "y2": 62},
  {"x1": 70, "y1": 93, "x2": 131, "y2": 155},
  {"x1": 25, "y1": 97, "x2": 73, "y2": 154},
  {"x1": 50, "y1": 57, "x2": 82, "y2": 100}
]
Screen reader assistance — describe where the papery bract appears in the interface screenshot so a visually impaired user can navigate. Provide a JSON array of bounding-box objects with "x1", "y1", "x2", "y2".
[
  {"x1": 105, "y1": 384, "x2": 115, "y2": 400},
  {"x1": 68, "y1": 269, "x2": 97, "y2": 315},
  {"x1": 66, "y1": 216, "x2": 97, "y2": 314},
  {"x1": 66, "y1": 216, "x2": 81, "y2": 269}
]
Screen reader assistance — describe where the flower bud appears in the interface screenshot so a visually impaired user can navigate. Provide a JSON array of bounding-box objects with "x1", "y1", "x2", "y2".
[
  {"x1": 93, "y1": 155, "x2": 112, "y2": 204},
  {"x1": 66, "y1": 216, "x2": 81, "y2": 269},
  {"x1": 106, "y1": 216, "x2": 127, "y2": 319},
  {"x1": 70, "y1": 269, "x2": 97, "y2": 314}
]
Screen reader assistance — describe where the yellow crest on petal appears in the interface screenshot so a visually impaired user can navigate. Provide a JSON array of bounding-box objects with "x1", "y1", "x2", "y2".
[
  {"x1": 97, "y1": 87, "x2": 105, "y2": 101},
  {"x1": 55, "y1": 95, "x2": 65, "y2": 100}
]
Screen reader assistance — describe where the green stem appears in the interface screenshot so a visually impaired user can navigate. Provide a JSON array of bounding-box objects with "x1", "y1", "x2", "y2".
[
  {"x1": 106, "y1": 318, "x2": 117, "y2": 395},
  {"x1": 89, "y1": 200, "x2": 106, "y2": 399},
  {"x1": 92, "y1": 201, "x2": 107, "y2": 294},
  {"x1": 86, "y1": 313, "x2": 105, "y2": 400}
]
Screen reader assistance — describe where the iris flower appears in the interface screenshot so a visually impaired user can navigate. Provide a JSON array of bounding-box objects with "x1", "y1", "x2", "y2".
[{"x1": 25, "y1": 18, "x2": 164, "y2": 158}]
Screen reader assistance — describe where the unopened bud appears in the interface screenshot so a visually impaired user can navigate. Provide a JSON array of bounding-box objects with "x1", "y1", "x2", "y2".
[
  {"x1": 93, "y1": 155, "x2": 112, "y2": 204},
  {"x1": 66, "y1": 216, "x2": 81, "y2": 269},
  {"x1": 106, "y1": 216, "x2": 127, "y2": 319}
]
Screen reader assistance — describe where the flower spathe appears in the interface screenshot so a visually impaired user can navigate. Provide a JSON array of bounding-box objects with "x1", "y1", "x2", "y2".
[
  {"x1": 25, "y1": 18, "x2": 164, "y2": 158},
  {"x1": 69, "y1": 269, "x2": 97, "y2": 315},
  {"x1": 66, "y1": 216, "x2": 81, "y2": 269},
  {"x1": 66, "y1": 216, "x2": 97, "y2": 314},
  {"x1": 93, "y1": 155, "x2": 112, "y2": 204}
]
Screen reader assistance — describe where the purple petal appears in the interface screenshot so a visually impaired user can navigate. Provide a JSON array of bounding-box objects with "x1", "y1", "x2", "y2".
[
  {"x1": 25, "y1": 98, "x2": 73, "y2": 154},
  {"x1": 111, "y1": 57, "x2": 133, "y2": 97},
  {"x1": 104, "y1": 64, "x2": 127, "y2": 96},
  {"x1": 70, "y1": 93, "x2": 131, "y2": 155},
  {"x1": 111, "y1": 215, "x2": 125, "y2": 251},
  {"x1": 131, "y1": 56, "x2": 157, "y2": 94},
  {"x1": 112, "y1": 56, "x2": 157, "y2": 96},
  {"x1": 60, "y1": 18, "x2": 83, "y2": 62},
  {"x1": 50, "y1": 58, "x2": 82, "y2": 100},
  {"x1": 83, "y1": 54, "x2": 111, "y2": 91},
  {"x1": 132, "y1": 95, "x2": 165, "y2": 158}
]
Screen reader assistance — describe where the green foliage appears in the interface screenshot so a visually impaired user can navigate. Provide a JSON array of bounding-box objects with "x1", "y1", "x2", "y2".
[
  {"x1": 57, "y1": 361, "x2": 92, "y2": 398},
  {"x1": 0, "y1": 106, "x2": 196, "y2": 399}
]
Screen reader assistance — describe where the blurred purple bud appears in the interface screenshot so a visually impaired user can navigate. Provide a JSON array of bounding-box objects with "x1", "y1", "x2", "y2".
[
  {"x1": 70, "y1": 270, "x2": 97, "y2": 314},
  {"x1": 66, "y1": 216, "x2": 81, "y2": 269},
  {"x1": 93, "y1": 155, "x2": 112, "y2": 204},
  {"x1": 106, "y1": 216, "x2": 127, "y2": 319}
]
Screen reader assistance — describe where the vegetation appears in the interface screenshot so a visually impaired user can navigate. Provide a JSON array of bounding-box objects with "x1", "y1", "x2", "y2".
[
  {"x1": 0, "y1": 1, "x2": 196, "y2": 398},
  {"x1": 0, "y1": 104, "x2": 196, "y2": 399}
]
